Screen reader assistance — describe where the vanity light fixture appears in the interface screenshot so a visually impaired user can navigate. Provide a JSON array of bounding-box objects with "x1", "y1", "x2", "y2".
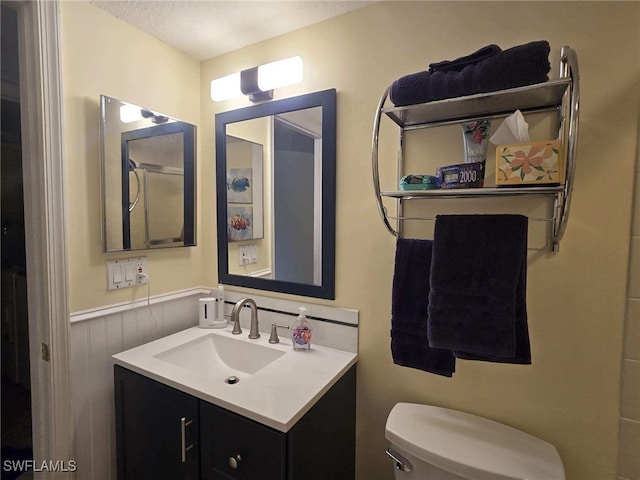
[
  {"x1": 210, "y1": 56, "x2": 303, "y2": 103},
  {"x1": 140, "y1": 109, "x2": 168, "y2": 124},
  {"x1": 119, "y1": 104, "x2": 168, "y2": 124}
]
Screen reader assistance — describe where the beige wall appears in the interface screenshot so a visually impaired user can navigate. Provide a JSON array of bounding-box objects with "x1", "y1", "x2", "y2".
[
  {"x1": 60, "y1": 1, "x2": 639, "y2": 479},
  {"x1": 60, "y1": 0, "x2": 202, "y2": 312}
]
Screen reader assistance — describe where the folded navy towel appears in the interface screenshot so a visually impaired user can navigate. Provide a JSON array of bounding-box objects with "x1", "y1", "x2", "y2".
[
  {"x1": 391, "y1": 238, "x2": 455, "y2": 377},
  {"x1": 389, "y1": 40, "x2": 551, "y2": 107},
  {"x1": 427, "y1": 215, "x2": 531, "y2": 364},
  {"x1": 476, "y1": 40, "x2": 551, "y2": 94},
  {"x1": 428, "y1": 44, "x2": 502, "y2": 73}
]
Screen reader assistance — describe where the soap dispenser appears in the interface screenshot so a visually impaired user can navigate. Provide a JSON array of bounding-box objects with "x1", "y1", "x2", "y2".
[
  {"x1": 198, "y1": 297, "x2": 216, "y2": 329},
  {"x1": 292, "y1": 307, "x2": 312, "y2": 351}
]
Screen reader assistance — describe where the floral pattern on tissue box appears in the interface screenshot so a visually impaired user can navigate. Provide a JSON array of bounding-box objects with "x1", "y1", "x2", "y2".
[{"x1": 496, "y1": 140, "x2": 563, "y2": 185}]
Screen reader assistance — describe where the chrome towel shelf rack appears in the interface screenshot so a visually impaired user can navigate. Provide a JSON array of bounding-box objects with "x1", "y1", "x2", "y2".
[{"x1": 371, "y1": 46, "x2": 579, "y2": 252}]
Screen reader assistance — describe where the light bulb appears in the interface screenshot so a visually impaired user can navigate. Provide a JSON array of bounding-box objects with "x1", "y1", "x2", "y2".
[
  {"x1": 257, "y1": 56, "x2": 303, "y2": 92},
  {"x1": 119, "y1": 104, "x2": 143, "y2": 123},
  {"x1": 210, "y1": 72, "x2": 243, "y2": 102}
]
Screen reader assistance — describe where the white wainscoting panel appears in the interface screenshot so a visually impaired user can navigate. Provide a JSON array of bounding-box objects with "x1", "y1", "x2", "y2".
[{"x1": 70, "y1": 292, "x2": 199, "y2": 479}]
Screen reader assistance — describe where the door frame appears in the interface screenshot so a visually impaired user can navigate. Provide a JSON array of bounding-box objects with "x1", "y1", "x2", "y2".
[{"x1": 16, "y1": 0, "x2": 73, "y2": 472}]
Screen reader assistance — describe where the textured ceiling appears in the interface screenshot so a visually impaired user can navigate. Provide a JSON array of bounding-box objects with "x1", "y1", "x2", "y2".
[{"x1": 90, "y1": 0, "x2": 372, "y2": 61}]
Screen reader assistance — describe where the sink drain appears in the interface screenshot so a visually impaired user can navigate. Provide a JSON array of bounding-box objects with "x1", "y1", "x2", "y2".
[{"x1": 225, "y1": 376, "x2": 239, "y2": 385}]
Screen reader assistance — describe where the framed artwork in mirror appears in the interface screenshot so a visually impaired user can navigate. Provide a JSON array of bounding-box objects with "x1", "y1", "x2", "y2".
[{"x1": 225, "y1": 136, "x2": 264, "y2": 242}]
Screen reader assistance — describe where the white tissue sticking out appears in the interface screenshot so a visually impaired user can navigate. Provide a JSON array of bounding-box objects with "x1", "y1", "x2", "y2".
[{"x1": 489, "y1": 110, "x2": 530, "y2": 145}]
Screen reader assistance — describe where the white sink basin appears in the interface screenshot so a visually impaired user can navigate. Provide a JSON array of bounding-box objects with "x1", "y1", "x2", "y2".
[
  {"x1": 113, "y1": 326, "x2": 357, "y2": 432},
  {"x1": 154, "y1": 333, "x2": 285, "y2": 375}
]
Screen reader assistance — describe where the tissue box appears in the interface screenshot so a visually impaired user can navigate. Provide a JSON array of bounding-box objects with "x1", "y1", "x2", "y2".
[{"x1": 496, "y1": 140, "x2": 563, "y2": 186}]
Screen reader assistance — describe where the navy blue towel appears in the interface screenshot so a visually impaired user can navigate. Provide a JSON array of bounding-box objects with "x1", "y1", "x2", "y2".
[
  {"x1": 428, "y1": 44, "x2": 501, "y2": 73},
  {"x1": 476, "y1": 40, "x2": 551, "y2": 94},
  {"x1": 427, "y1": 215, "x2": 531, "y2": 364},
  {"x1": 390, "y1": 40, "x2": 551, "y2": 107},
  {"x1": 391, "y1": 238, "x2": 456, "y2": 377}
]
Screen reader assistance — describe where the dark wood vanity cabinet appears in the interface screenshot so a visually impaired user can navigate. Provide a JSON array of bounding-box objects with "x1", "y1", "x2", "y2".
[{"x1": 114, "y1": 364, "x2": 356, "y2": 480}]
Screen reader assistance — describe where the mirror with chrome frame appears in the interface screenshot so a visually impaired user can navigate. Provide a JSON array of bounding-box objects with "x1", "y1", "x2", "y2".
[
  {"x1": 100, "y1": 95, "x2": 196, "y2": 251},
  {"x1": 216, "y1": 89, "x2": 336, "y2": 299}
]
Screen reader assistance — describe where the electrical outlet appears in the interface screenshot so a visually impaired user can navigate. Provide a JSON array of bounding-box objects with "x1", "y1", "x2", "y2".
[
  {"x1": 238, "y1": 244, "x2": 257, "y2": 266},
  {"x1": 107, "y1": 257, "x2": 148, "y2": 290},
  {"x1": 136, "y1": 258, "x2": 148, "y2": 284}
]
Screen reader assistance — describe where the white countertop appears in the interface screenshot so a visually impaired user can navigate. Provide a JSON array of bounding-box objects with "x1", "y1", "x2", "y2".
[{"x1": 112, "y1": 326, "x2": 357, "y2": 432}]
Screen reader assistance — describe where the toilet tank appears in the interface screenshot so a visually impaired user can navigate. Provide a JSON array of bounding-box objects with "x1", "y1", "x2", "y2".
[{"x1": 385, "y1": 403, "x2": 565, "y2": 480}]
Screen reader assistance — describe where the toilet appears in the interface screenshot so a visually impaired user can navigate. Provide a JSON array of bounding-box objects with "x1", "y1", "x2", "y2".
[{"x1": 385, "y1": 403, "x2": 565, "y2": 480}]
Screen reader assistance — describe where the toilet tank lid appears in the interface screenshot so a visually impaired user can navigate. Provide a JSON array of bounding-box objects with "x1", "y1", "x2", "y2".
[{"x1": 385, "y1": 403, "x2": 565, "y2": 480}]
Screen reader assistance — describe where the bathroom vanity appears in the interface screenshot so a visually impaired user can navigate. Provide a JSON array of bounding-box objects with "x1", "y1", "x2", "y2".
[{"x1": 113, "y1": 326, "x2": 357, "y2": 480}]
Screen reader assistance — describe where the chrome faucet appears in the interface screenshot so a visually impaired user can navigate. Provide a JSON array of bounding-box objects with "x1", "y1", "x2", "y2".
[{"x1": 230, "y1": 298, "x2": 260, "y2": 339}]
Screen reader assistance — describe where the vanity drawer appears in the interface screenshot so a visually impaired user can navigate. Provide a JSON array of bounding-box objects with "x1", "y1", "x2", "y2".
[{"x1": 200, "y1": 402, "x2": 286, "y2": 480}]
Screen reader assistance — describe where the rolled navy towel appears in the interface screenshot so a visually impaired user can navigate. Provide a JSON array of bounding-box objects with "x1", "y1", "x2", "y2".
[
  {"x1": 476, "y1": 40, "x2": 551, "y2": 94},
  {"x1": 389, "y1": 68, "x2": 476, "y2": 106},
  {"x1": 428, "y1": 44, "x2": 502, "y2": 73},
  {"x1": 389, "y1": 70, "x2": 433, "y2": 107},
  {"x1": 389, "y1": 40, "x2": 551, "y2": 107}
]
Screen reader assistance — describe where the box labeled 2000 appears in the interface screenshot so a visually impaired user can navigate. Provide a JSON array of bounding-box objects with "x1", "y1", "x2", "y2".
[{"x1": 437, "y1": 161, "x2": 485, "y2": 189}]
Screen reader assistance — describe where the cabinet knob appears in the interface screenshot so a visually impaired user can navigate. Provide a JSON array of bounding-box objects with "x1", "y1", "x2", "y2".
[{"x1": 228, "y1": 454, "x2": 242, "y2": 469}]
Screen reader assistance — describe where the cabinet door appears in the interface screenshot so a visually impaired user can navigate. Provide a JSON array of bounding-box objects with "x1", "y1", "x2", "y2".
[
  {"x1": 200, "y1": 402, "x2": 286, "y2": 480},
  {"x1": 114, "y1": 366, "x2": 199, "y2": 480},
  {"x1": 287, "y1": 365, "x2": 356, "y2": 480}
]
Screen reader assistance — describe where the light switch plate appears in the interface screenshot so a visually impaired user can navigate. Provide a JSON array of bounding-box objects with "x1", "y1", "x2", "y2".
[{"x1": 107, "y1": 257, "x2": 147, "y2": 290}]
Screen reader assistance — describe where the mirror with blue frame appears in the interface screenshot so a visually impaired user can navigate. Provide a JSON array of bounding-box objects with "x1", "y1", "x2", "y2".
[{"x1": 215, "y1": 89, "x2": 336, "y2": 299}]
